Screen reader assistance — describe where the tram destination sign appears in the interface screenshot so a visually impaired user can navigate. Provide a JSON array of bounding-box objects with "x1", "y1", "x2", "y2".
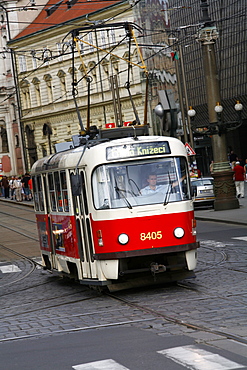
[{"x1": 106, "y1": 141, "x2": 171, "y2": 160}]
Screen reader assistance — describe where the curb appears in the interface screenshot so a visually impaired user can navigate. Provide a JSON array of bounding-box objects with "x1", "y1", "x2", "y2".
[
  {"x1": 195, "y1": 215, "x2": 247, "y2": 227},
  {"x1": 0, "y1": 198, "x2": 34, "y2": 208}
]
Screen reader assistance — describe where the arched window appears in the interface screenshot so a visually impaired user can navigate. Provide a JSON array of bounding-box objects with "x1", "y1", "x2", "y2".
[
  {"x1": 0, "y1": 124, "x2": 8, "y2": 153},
  {"x1": 25, "y1": 125, "x2": 37, "y2": 167},
  {"x1": 32, "y1": 77, "x2": 41, "y2": 105},
  {"x1": 57, "y1": 70, "x2": 67, "y2": 97},
  {"x1": 43, "y1": 123, "x2": 53, "y2": 155},
  {"x1": 20, "y1": 79, "x2": 31, "y2": 109},
  {"x1": 43, "y1": 74, "x2": 53, "y2": 103}
]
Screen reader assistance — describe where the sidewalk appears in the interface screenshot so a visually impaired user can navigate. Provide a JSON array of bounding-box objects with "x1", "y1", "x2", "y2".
[
  {"x1": 0, "y1": 183, "x2": 246, "y2": 226},
  {"x1": 195, "y1": 182, "x2": 247, "y2": 226}
]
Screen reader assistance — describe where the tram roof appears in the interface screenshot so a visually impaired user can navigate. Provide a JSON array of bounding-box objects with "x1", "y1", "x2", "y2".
[{"x1": 31, "y1": 135, "x2": 187, "y2": 174}]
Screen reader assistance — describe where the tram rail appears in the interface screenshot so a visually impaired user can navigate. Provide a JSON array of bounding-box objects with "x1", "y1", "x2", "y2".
[{"x1": 0, "y1": 200, "x2": 246, "y2": 347}]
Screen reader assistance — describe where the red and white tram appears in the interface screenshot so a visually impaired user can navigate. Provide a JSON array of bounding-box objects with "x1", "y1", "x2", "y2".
[{"x1": 31, "y1": 130, "x2": 199, "y2": 291}]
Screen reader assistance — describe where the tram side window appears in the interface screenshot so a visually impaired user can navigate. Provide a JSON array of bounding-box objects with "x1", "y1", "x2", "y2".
[
  {"x1": 32, "y1": 176, "x2": 44, "y2": 211},
  {"x1": 54, "y1": 171, "x2": 63, "y2": 212},
  {"x1": 60, "y1": 171, "x2": 69, "y2": 212},
  {"x1": 37, "y1": 175, "x2": 44, "y2": 211},
  {"x1": 70, "y1": 172, "x2": 80, "y2": 216},
  {"x1": 48, "y1": 173, "x2": 56, "y2": 211},
  {"x1": 92, "y1": 166, "x2": 112, "y2": 209},
  {"x1": 32, "y1": 176, "x2": 39, "y2": 211}
]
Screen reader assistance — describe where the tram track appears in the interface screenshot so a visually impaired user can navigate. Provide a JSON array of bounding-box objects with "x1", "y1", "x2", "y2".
[
  {"x1": 0, "y1": 223, "x2": 38, "y2": 242},
  {"x1": 0, "y1": 244, "x2": 40, "y2": 288},
  {"x1": 1, "y1": 276, "x2": 246, "y2": 347},
  {"x1": 106, "y1": 292, "x2": 247, "y2": 346},
  {"x1": 0, "y1": 201, "x2": 246, "y2": 346},
  {"x1": 0, "y1": 209, "x2": 36, "y2": 224}
]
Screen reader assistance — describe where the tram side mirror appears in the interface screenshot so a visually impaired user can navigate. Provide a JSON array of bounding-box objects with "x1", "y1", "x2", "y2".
[{"x1": 71, "y1": 173, "x2": 81, "y2": 196}]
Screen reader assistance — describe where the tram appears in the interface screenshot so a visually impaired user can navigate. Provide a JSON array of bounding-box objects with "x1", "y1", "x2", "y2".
[{"x1": 31, "y1": 128, "x2": 199, "y2": 291}]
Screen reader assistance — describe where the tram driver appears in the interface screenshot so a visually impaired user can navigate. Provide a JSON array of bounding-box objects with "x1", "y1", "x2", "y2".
[
  {"x1": 140, "y1": 173, "x2": 186, "y2": 196},
  {"x1": 140, "y1": 174, "x2": 166, "y2": 195}
]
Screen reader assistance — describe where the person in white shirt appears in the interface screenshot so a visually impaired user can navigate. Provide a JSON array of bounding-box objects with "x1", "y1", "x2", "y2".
[
  {"x1": 13, "y1": 176, "x2": 23, "y2": 202},
  {"x1": 141, "y1": 174, "x2": 166, "y2": 195}
]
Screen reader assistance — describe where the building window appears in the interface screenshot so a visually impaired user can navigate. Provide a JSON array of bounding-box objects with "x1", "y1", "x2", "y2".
[
  {"x1": 100, "y1": 30, "x2": 106, "y2": 48},
  {"x1": 43, "y1": 74, "x2": 53, "y2": 103},
  {"x1": 56, "y1": 43, "x2": 63, "y2": 62},
  {"x1": 19, "y1": 55, "x2": 27, "y2": 72},
  {"x1": 57, "y1": 70, "x2": 67, "y2": 97},
  {"x1": 79, "y1": 39, "x2": 84, "y2": 55},
  {"x1": 110, "y1": 27, "x2": 116, "y2": 45},
  {"x1": 0, "y1": 125, "x2": 8, "y2": 153},
  {"x1": 43, "y1": 123, "x2": 53, "y2": 155},
  {"x1": 20, "y1": 80, "x2": 31, "y2": 109},
  {"x1": 43, "y1": 48, "x2": 50, "y2": 66},
  {"x1": 32, "y1": 77, "x2": 41, "y2": 105},
  {"x1": 32, "y1": 55, "x2": 37, "y2": 70},
  {"x1": 42, "y1": 145, "x2": 47, "y2": 157},
  {"x1": 15, "y1": 134, "x2": 20, "y2": 148},
  {"x1": 88, "y1": 32, "x2": 94, "y2": 52}
]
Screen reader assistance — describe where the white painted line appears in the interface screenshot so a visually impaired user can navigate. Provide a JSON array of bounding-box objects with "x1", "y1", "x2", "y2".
[
  {"x1": 158, "y1": 345, "x2": 245, "y2": 370},
  {"x1": 0, "y1": 264, "x2": 21, "y2": 273},
  {"x1": 72, "y1": 359, "x2": 129, "y2": 370},
  {"x1": 232, "y1": 236, "x2": 247, "y2": 242}
]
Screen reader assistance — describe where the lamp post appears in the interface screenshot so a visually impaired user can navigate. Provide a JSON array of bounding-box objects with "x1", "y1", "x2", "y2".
[{"x1": 191, "y1": 0, "x2": 241, "y2": 211}]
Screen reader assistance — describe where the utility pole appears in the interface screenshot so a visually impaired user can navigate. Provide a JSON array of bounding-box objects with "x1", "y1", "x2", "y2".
[
  {"x1": 196, "y1": 0, "x2": 239, "y2": 210},
  {"x1": 0, "y1": 3, "x2": 27, "y2": 173}
]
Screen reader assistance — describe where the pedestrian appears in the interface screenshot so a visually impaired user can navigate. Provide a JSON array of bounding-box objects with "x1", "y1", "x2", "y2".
[
  {"x1": 9, "y1": 176, "x2": 16, "y2": 200},
  {"x1": 1, "y1": 176, "x2": 10, "y2": 198},
  {"x1": 233, "y1": 161, "x2": 245, "y2": 198},
  {"x1": 244, "y1": 159, "x2": 247, "y2": 182},
  {"x1": 21, "y1": 173, "x2": 32, "y2": 201},
  {"x1": 229, "y1": 150, "x2": 238, "y2": 167},
  {"x1": 28, "y1": 177, "x2": 33, "y2": 200},
  {"x1": 13, "y1": 176, "x2": 23, "y2": 202},
  {"x1": 0, "y1": 176, "x2": 3, "y2": 197}
]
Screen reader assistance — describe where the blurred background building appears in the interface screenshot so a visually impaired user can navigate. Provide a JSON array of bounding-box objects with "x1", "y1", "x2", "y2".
[{"x1": 167, "y1": 0, "x2": 247, "y2": 174}]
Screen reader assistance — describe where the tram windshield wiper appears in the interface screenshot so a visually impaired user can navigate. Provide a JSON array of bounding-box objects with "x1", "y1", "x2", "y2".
[
  {"x1": 114, "y1": 186, "x2": 133, "y2": 209},
  {"x1": 163, "y1": 173, "x2": 172, "y2": 206}
]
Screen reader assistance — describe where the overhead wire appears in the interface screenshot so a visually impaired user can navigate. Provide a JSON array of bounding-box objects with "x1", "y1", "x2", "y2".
[{"x1": 1, "y1": 0, "x2": 245, "y2": 115}]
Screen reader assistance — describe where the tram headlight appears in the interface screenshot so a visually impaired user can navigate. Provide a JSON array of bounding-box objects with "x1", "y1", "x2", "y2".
[
  {"x1": 118, "y1": 233, "x2": 129, "y2": 245},
  {"x1": 174, "y1": 227, "x2": 185, "y2": 239}
]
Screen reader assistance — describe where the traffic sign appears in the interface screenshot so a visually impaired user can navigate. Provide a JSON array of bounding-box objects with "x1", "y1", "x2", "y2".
[{"x1": 185, "y1": 142, "x2": 196, "y2": 156}]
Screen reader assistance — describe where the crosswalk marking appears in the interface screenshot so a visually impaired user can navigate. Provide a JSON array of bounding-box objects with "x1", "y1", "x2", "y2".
[
  {"x1": 72, "y1": 345, "x2": 245, "y2": 370},
  {"x1": 0, "y1": 264, "x2": 21, "y2": 273},
  {"x1": 232, "y1": 236, "x2": 247, "y2": 242},
  {"x1": 72, "y1": 359, "x2": 129, "y2": 370},
  {"x1": 157, "y1": 345, "x2": 245, "y2": 370}
]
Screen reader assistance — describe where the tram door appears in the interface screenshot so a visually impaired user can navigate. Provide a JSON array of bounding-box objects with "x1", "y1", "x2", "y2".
[
  {"x1": 71, "y1": 170, "x2": 97, "y2": 280},
  {"x1": 43, "y1": 174, "x2": 58, "y2": 270}
]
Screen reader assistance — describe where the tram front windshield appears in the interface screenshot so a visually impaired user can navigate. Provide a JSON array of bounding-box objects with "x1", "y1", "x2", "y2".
[{"x1": 92, "y1": 157, "x2": 191, "y2": 209}]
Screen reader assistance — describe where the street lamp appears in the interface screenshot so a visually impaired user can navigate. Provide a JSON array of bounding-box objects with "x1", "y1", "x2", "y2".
[
  {"x1": 192, "y1": 0, "x2": 241, "y2": 211},
  {"x1": 188, "y1": 101, "x2": 243, "y2": 136},
  {"x1": 187, "y1": 106, "x2": 196, "y2": 119},
  {"x1": 188, "y1": 98, "x2": 243, "y2": 210}
]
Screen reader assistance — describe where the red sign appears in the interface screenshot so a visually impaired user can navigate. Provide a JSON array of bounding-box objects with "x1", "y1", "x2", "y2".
[
  {"x1": 123, "y1": 121, "x2": 132, "y2": 126},
  {"x1": 105, "y1": 123, "x2": 116, "y2": 128}
]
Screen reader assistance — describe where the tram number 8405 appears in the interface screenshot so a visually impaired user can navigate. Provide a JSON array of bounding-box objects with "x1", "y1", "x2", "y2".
[{"x1": 140, "y1": 231, "x2": 163, "y2": 241}]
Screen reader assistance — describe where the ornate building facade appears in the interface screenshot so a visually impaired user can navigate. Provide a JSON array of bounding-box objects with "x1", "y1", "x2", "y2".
[
  {"x1": 9, "y1": 0, "x2": 177, "y2": 170},
  {"x1": 0, "y1": 0, "x2": 45, "y2": 175}
]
